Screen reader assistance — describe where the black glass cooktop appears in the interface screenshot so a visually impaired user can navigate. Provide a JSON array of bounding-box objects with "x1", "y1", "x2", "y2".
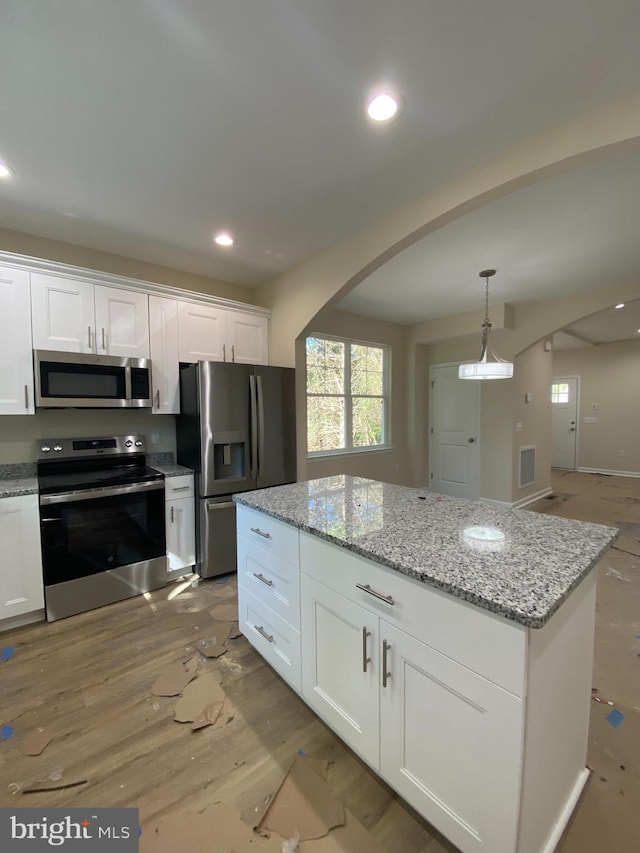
[{"x1": 38, "y1": 462, "x2": 163, "y2": 496}]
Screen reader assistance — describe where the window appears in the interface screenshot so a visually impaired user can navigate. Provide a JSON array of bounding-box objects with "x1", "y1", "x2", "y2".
[
  {"x1": 306, "y1": 335, "x2": 389, "y2": 455},
  {"x1": 551, "y1": 382, "x2": 569, "y2": 404}
]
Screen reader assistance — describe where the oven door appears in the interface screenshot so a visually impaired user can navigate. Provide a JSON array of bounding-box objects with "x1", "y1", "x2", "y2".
[{"x1": 40, "y1": 481, "x2": 166, "y2": 585}]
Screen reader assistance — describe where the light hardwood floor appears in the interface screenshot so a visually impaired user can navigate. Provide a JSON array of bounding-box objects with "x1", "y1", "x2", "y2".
[{"x1": 1, "y1": 471, "x2": 639, "y2": 852}]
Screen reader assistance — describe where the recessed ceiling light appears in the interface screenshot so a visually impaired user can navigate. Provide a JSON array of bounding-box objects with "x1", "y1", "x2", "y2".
[
  {"x1": 615, "y1": 303, "x2": 625, "y2": 309},
  {"x1": 214, "y1": 232, "x2": 234, "y2": 247},
  {"x1": 367, "y1": 93, "x2": 399, "y2": 122},
  {"x1": 0, "y1": 160, "x2": 13, "y2": 179}
]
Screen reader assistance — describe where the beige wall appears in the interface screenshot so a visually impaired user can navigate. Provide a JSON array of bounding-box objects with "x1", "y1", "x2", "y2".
[
  {"x1": 552, "y1": 339, "x2": 640, "y2": 474},
  {"x1": 0, "y1": 226, "x2": 254, "y2": 303},
  {"x1": 0, "y1": 410, "x2": 176, "y2": 465},
  {"x1": 297, "y1": 308, "x2": 410, "y2": 486},
  {"x1": 510, "y1": 342, "x2": 553, "y2": 502}
]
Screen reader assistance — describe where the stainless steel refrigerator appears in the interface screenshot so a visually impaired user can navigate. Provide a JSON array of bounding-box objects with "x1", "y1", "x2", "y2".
[{"x1": 176, "y1": 361, "x2": 296, "y2": 578}]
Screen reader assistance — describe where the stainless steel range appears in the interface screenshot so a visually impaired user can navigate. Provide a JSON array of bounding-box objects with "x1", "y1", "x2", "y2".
[{"x1": 37, "y1": 435, "x2": 166, "y2": 621}]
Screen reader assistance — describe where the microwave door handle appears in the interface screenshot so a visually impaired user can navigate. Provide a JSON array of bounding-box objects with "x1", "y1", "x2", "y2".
[
  {"x1": 249, "y1": 374, "x2": 258, "y2": 479},
  {"x1": 256, "y1": 374, "x2": 265, "y2": 478}
]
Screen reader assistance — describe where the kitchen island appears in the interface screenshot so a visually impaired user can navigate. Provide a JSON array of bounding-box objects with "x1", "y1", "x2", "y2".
[{"x1": 233, "y1": 476, "x2": 617, "y2": 853}]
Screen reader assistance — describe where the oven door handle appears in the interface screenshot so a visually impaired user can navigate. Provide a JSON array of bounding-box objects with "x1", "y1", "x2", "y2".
[{"x1": 40, "y1": 480, "x2": 164, "y2": 505}]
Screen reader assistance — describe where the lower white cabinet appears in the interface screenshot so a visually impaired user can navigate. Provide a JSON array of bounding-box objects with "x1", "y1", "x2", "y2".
[
  {"x1": 165, "y1": 475, "x2": 196, "y2": 573},
  {"x1": 0, "y1": 494, "x2": 44, "y2": 620},
  {"x1": 236, "y1": 504, "x2": 596, "y2": 853}
]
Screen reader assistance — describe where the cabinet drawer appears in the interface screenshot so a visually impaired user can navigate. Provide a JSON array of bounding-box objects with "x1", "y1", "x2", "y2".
[
  {"x1": 238, "y1": 585, "x2": 301, "y2": 693},
  {"x1": 236, "y1": 505, "x2": 299, "y2": 568},
  {"x1": 238, "y1": 538, "x2": 300, "y2": 629},
  {"x1": 300, "y1": 532, "x2": 527, "y2": 697},
  {"x1": 164, "y1": 474, "x2": 194, "y2": 500}
]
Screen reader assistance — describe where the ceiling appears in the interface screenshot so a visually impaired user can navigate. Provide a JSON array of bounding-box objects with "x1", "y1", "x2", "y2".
[{"x1": 1, "y1": 1, "x2": 640, "y2": 323}]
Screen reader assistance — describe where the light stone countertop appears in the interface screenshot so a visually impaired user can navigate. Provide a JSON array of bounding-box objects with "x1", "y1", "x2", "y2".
[
  {"x1": 0, "y1": 478, "x2": 39, "y2": 498},
  {"x1": 150, "y1": 463, "x2": 194, "y2": 478},
  {"x1": 234, "y1": 475, "x2": 618, "y2": 628}
]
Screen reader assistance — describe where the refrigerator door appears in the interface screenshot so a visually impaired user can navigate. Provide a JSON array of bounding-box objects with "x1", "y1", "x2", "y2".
[
  {"x1": 199, "y1": 496, "x2": 237, "y2": 578},
  {"x1": 198, "y1": 361, "x2": 254, "y2": 497},
  {"x1": 254, "y1": 365, "x2": 296, "y2": 488}
]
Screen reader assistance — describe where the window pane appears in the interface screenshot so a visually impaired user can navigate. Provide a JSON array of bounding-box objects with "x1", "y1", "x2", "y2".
[
  {"x1": 306, "y1": 337, "x2": 345, "y2": 394},
  {"x1": 351, "y1": 344, "x2": 384, "y2": 395},
  {"x1": 307, "y1": 396, "x2": 345, "y2": 452},
  {"x1": 352, "y1": 396, "x2": 384, "y2": 447}
]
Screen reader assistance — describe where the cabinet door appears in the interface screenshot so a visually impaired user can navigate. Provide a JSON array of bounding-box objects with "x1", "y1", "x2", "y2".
[
  {"x1": 31, "y1": 272, "x2": 95, "y2": 353},
  {"x1": 0, "y1": 495, "x2": 45, "y2": 619},
  {"x1": 149, "y1": 295, "x2": 180, "y2": 414},
  {"x1": 301, "y1": 573, "x2": 379, "y2": 768},
  {"x1": 225, "y1": 310, "x2": 269, "y2": 364},
  {"x1": 178, "y1": 302, "x2": 226, "y2": 362},
  {"x1": 379, "y1": 621, "x2": 523, "y2": 853},
  {"x1": 94, "y1": 285, "x2": 149, "y2": 357},
  {"x1": 0, "y1": 266, "x2": 35, "y2": 414},
  {"x1": 166, "y1": 497, "x2": 196, "y2": 573}
]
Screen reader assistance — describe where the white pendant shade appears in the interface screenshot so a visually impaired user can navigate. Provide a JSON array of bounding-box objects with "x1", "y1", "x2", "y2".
[{"x1": 458, "y1": 361, "x2": 514, "y2": 380}]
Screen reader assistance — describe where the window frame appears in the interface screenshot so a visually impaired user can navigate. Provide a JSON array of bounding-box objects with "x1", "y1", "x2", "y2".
[{"x1": 305, "y1": 333, "x2": 391, "y2": 458}]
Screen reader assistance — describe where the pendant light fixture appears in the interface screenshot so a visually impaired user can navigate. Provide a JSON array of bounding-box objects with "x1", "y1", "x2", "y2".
[{"x1": 458, "y1": 269, "x2": 514, "y2": 380}]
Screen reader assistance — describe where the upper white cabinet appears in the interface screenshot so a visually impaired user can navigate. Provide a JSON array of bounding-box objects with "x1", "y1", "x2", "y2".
[
  {"x1": 178, "y1": 300, "x2": 268, "y2": 365},
  {"x1": 31, "y1": 272, "x2": 149, "y2": 358},
  {"x1": 149, "y1": 295, "x2": 180, "y2": 415},
  {"x1": 0, "y1": 265, "x2": 35, "y2": 415}
]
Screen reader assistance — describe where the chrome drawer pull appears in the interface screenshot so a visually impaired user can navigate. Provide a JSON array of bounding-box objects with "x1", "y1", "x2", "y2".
[
  {"x1": 250, "y1": 527, "x2": 272, "y2": 539},
  {"x1": 356, "y1": 583, "x2": 395, "y2": 606},
  {"x1": 171, "y1": 486, "x2": 191, "y2": 492},
  {"x1": 256, "y1": 625, "x2": 274, "y2": 643},
  {"x1": 382, "y1": 639, "x2": 392, "y2": 688},
  {"x1": 254, "y1": 572, "x2": 274, "y2": 587},
  {"x1": 362, "y1": 627, "x2": 371, "y2": 673}
]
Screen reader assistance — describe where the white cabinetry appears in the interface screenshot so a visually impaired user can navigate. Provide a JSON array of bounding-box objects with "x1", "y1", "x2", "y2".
[
  {"x1": 149, "y1": 295, "x2": 180, "y2": 414},
  {"x1": 237, "y1": 503, "x2": 597, "y2": 853},
  {"x1": 165, "y1": 474, "x2": 196, "y2": 574},
  {"x1": 237, "y1": 506, "x2": 301, "y2": 690},
  {"x1": 178, "y1": 301, "x2": 268, "y2": 365},
  {"x1": 31, "y1": 272, "x2": 149, "y2": 357},
  {"x1": 0, "y1": 265, "x2": 35, "y2": 415},
  {"x1": 0, "y1": 494, "x2": 44, "y2": 622}
]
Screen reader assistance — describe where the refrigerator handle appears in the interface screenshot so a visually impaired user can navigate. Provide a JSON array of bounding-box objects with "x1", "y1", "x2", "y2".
[
  {"x1": 249, "y1": 374, "x2": 258, "y2": 478},
  {"x1": 256, "y1": 374, "x2": 265, "y2": 477}
]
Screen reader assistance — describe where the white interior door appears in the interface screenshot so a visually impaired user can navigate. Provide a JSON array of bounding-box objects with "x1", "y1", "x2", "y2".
[
  {"x1": 551, "y1": 377, "x2": 578, "y2": 469},
  {"x1": 429, "y1": 364, "x2": 480, "y2": 499}
]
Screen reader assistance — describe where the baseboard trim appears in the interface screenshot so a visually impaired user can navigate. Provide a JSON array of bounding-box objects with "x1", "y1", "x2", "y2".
[
  {"x1": 0, "y1": 608, "x2": 45, "y2": 634},
  {"x1": 480, "y1": 487, "x2": 553, "y2": 510},
  {"x1": 577, "y1": 466, "x2": 640, "y2": 479},
  {"x1": 540, "y1": 767, "x2": 590, "y2": 853}
]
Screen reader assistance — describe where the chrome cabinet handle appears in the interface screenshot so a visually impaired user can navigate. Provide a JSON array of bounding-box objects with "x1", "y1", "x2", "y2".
[
  {"x1": 170, "y1": 506, "x2": 175, "y2": 523},
  {"x1": 87, "y1": 325, "x2": 92, "y2": 349},
  {"x1": 24, "y1": 384, "x2": 29, "y2": 409},
  {"x1": 101, "y1": 327, "x2": 106, "y2": 350},
  {"x1": 254, "y1": 572, "x2": 274, "y2": 587},
  {"x1": 231, "y1": 344, "x2": 235, "y2": 362},
  {"x1": 222, "y1": 343, "x2": 226, "y2": 362},
  {"x1": 382, "y1": 639, "x2": 391, "y2": 688},
  {"x1": 155, "y1": 389, "x2": 160, "y2": 409},
  {"x1": 171, "y1": 485, "x2": 190, "y2": 492},
  {"x1": 256, "y1": 625, "x2": 273, "y2": 643},
  {"x1": 356, "y1": 583, "x2": 395, "y2": 606},
  {"x1": 250, "y1": 527, "x2": 271, "y2": 540},
  {"x1": 362, "y1": 627, "x2": 371, "y2": 673}
]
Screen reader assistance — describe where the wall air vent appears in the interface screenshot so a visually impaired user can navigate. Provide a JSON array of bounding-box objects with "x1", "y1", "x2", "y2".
[{"x1": 519, "y1": 446, "x2": 536, "y2": 488}]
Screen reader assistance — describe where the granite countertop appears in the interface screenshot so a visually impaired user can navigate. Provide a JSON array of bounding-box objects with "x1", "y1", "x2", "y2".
[
  {"x1": 0, "y1": 478, "x2": 39, "y2": 498},
  {"x1": 234, "y1": 475, "x2": 618, "y2": 629},
  {"x1": 149, "y1": 463, "x2": 194, "y2": 478}
]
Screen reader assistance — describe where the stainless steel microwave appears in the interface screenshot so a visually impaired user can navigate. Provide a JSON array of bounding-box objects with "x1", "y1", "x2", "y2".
[{"x1": 34, "y1": 350, "x2": 152, "y2": 408}]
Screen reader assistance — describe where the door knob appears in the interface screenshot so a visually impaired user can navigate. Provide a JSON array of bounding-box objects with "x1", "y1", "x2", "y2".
[
  {"x1": 468, "y1": 437, "x2": 475, "y2": 443},
  {"x1": 569, "y1": 428, "x2": 575, "y2": 432}
]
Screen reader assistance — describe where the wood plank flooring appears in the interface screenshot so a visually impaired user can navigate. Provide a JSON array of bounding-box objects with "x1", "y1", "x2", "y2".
[{"x1": 1, "y1": 470, "x2": 639, "y2": 851}]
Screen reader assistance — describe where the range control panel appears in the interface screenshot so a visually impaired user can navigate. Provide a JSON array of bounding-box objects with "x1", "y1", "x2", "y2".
[{"x1": 36, "y1": 435, "x2": 146, "y2": 460}]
